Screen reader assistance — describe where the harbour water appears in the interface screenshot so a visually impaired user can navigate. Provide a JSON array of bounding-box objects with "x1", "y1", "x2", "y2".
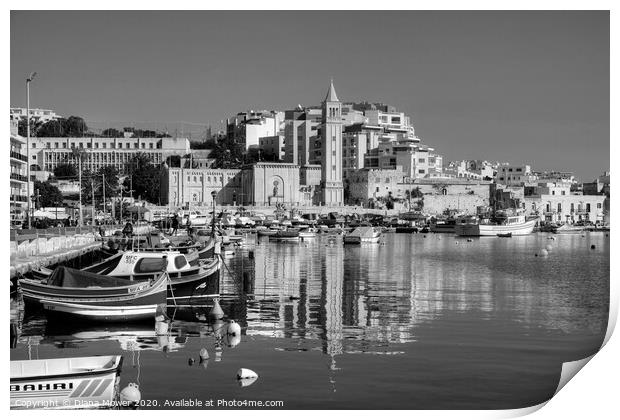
[{"x1": 10, "y1": 232, "x2": 609, "y2": 409}]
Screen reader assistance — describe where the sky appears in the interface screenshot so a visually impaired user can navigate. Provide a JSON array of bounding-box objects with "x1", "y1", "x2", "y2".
[{"x1": 10, "y1": 10, "x2": 609, "y2": 180}]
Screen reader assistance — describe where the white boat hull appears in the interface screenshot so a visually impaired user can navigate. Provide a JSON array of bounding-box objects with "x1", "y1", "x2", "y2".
[
  {"x1": 455, "y1": 219, "x2": 537, "y2": 237},
  {"x1": 11, "y1": 356, "x2": 122, "y2": 409},
  {"x1": 41, "y1": 301, "x2": 160, "y2": 322}
]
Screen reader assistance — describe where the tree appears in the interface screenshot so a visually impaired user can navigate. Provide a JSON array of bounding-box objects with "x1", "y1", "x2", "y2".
[
  {"x1": 98, "y1": 165, "x2": 120, "y2": 198},
  {"x1": 102, "y1": 128, "x2": 124, "y2": 138},
  {"x1": 210, "y1": 137, "x2": 245, "y2": 168},
  {"x1": 64, "y1": 116, "x2": 88, "y2": 137},
  {"x1": 37, "y1": 119, "x2": 66, "y2": 137},
  {"x1": 124, "y1": 153, "x2": 161, "y2": 204},
  {"x1": 166, "y1": 155, "x2": 182, "y2": 167},
  {"x1": 17, "y1": 118, "x2": 43, "y2": 137},
  {"x1": 34, "y1": 180, "x2": 64, "y2": 208},
  {"x1": 54, "y1": 163, "x2": 77, "y2": 179}
]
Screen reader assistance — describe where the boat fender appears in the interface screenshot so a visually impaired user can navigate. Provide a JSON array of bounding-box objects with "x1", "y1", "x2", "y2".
[
  {"x1": 120, "y1": 383, "x2": 141, "y2": 405},
  {"x1": 188, "y1": 357, "x2": 196, "y2": 366},
  {"x1": 200, "y1": 348, "x2": 209, "y2": 360},
  {"x1": 227, "y1": 320, "x2": 241, "y2": 336},
  {"x1": 591, "y1": 245, "x2": 596, "y2": 250}
]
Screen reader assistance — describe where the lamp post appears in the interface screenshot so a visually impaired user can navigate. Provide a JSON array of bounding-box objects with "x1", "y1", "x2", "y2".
[
  {"x1": 211, "y1": 190, "x2": 217, "y2": 236},
  {"x1": 26, "y1": 71, "x2": 37, "y2": 228}
]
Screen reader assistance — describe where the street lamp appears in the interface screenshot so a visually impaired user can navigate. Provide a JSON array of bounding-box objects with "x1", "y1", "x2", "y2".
[
  {"x1": 26, "y1": 71, "x2": 37, "y2": 228},
  {"x1": 211, "y1": 190, "x2": 217, "y2": 236}
]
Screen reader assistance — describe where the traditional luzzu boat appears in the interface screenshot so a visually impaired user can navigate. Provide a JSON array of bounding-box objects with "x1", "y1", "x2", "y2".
[
  {"x1": 344, "y1": 226, "x2": 382, "y2": 244},
  {"x1": 455, "y1": 212, "x2": 537, "y2": 237},
  {"x1": 19, "y1": 267, "x2": 169, "y2": 322},
  {"x1": 10, "y1": 355, "x2": 123, "y2": 409},
  {"x1": 30, "y1": 250, "x2": 220, "y2": 304},
  {"x1": 269, "y1": 229, "x2": 300, "y2": 242}
]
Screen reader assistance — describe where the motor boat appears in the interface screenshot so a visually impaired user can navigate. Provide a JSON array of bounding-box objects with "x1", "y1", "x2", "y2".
[
  {"x1": 11, "y1": 355, "x2": 123, "y2": 409},
  {"x1": 344, "y1": 226, "x2": 382, "y2": 244},
  {"x1": 455, "y1": 212, "x2": 537, "y2": 237}
]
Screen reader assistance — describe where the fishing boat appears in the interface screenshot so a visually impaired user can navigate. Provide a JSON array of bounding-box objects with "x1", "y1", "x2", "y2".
[
  {"x1": 455, "y1": 212, "x2": 537, "y2": 237},
  {"x1": 19, "y1": 267, "x2": 169, "y2": 321},
  {"x1": 430, "y1": 218, "x2": 457, "y2": 234},
  {"x1": 344, "y1": 226, "x2": 382, "y2": 244},
  {"x1": 32, "y1": 251, "x2": 220, "y2": 304},
  {"x1": 11, "y1": 355, "x2": 123, "y2": 409},
  {"x1": 131, "y1": 232, "x2": 216, "y2": 261},
  {"x1": 554, "y1": 224, "x2": 584, "y2": 234},
  {"x1": 269, "y1": 230, "x2": 300, "y2": 242},
  {"x1": 256, "y1": 227, "x2": 279, "y2": 237},
  {"x1": 298, "y1": 227, "x2": 318, "y2": 238}
]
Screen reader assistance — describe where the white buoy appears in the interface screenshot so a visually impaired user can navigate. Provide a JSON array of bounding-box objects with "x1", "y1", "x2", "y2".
[
  {"x1": 237, "y1": 368, "x2": 258, "y2": 379},
  {"x1": 227, "y1": 320, "x2": 241, "y2": 336},
  {"x1": 199, "y1": 348, "x2": 209, "y2": 360},
  {"x1": 226, "y1": 333, "x2": 241, "y2": 348},
  {"x1": 120, "y1": 383, "x2": 141, "y2": 405},
  {"x1": 540, "y1": 249, "x2": 549, "y2": 257},
  {"x1": 238, "y1": 377, "x2": 258, "y2": 387},
  {"x1": 545, "y1": 244, "x2": 553, "y2": 252}
]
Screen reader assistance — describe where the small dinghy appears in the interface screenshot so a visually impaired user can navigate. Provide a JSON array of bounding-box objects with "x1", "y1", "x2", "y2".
[
  {"x1": 496, "y1": 232, "x2": 512, "y2": 238},
  {"x1": 10, "y1": 355, "x2": 123, "y2": 409}
]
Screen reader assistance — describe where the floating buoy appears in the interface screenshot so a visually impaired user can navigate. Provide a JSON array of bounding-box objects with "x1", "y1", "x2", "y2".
[
  {"x1": 237, "y1": 368, "x2": 258, "y2": 379},
  {"x1": 423, "y1": 235, "x2": 426, "y2": 238},
  {"x1": 545, "y1": 244, "x2": 553, "y2": 252},
  {"x1": 188, "y1": 357, "x2": 196, "y2": 366},
  {"x1": 227, "y1": 320, "x2": 241, "y2": 336},
  {"x1": 199, "y1": 348, "x2": 209, "y2": 360},
  {"x1": 467, "y1": 239, "x2": 473, "y2": 242},
  {"x1": 209, "y1": 298, "x2": 224, "y2": 320},
  {"x1": 120, "y1": 383, "x2": 141, "y2": 405},
  {"x1": 591, "y1": 245, "x2": 596, "y2": 250},
  {"x1": 540, "y1": 249, "x2": 548, "y2": 257},
  {"x1": 226, "y1": 333, "x2": 241, "y2": 348}
]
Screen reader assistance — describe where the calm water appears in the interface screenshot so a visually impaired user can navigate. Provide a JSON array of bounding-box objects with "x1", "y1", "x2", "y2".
[{"x1": 11, "y1": 232, "x2": 609, "y2": 409}]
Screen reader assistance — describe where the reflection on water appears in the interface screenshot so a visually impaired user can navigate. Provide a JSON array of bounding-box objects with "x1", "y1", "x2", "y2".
[{"x1": 10, "y1": 232, "x2": 609, "y2": 409}]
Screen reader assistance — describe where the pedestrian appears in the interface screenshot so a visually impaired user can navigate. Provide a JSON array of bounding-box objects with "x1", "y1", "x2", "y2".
[
  {"x1": 122, "y1": 221, "x2": 133, "y2": 238},
  {"x1": 186, "y1": 216, "x2": 192, "y2": 235},
  {"x1": 171, "y1": 215, "x2": 179, "y2": 235}
]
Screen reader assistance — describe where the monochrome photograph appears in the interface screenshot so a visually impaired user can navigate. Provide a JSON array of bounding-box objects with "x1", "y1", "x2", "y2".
[{"x1": 8, "y1": 8, "x2": 611, "y2": 412}]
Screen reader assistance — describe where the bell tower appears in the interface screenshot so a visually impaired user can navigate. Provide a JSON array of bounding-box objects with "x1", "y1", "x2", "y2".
[{"x1": 321, "y1": 79, "x2": 344, "y2": 206}]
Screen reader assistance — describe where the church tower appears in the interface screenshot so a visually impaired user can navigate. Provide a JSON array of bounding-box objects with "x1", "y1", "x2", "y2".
[{"x1": 321, "y1": 79, "x2": 344, "y2": 206}]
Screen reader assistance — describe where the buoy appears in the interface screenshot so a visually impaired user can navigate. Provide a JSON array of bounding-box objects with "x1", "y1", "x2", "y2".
[
  {"x1": 455, "y1": 241, "x2": 459, "y2": 244},
  {"x1": 188, "y1": 357, "x2": 195, "y2": 366},
  {"x1": 591, "y1": 245, "x2": 596, "y2": 250},
  {"x1": 209, "y1": 298, "x2": 224, "y2": 320},
  {"x1": 423, "y1": 235, "x2": 426, "y2": 238},
  {"x1": 227, "y1": 320, "x2": 241, "y2": 336},
  {"x1": 237, "y1": 368, "x2": 258, "y2": 380},
  {"x1": 120, "y1": 383, "x2": 141, "y2": 405},
  {"x1": 467, "y1": 239, "x2": 473, "y2": 242},
  {"x1": 545, "y1": 244, "x2": 553, "y2": 252},
  {"x1": 199, "y1": 348, "x2": 209, "y2": 360},
  {"x1": 540, "y1": 249, "x2": 548, "y2": 257},
  {"x1": 238, "y1": 376, "x2": 258, "y2": 387},
  {"x1": 226, "y1": 333, "x2": 241, "y2": 348}
]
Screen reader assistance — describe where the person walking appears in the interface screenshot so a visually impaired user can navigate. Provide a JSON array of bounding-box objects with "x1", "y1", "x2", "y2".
[
  {"x1": 186, "y1": 216, "x2": 192, "y2": 236},
  {"x1": 171, "y1": 214, "x2": 179, "y2": 235}
]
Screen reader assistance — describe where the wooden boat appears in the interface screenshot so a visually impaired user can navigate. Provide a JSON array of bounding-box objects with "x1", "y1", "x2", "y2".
[
  {"x1": 298, "y1": 227, "x2": 318, "y2": 238},
  {"x1": 19, "y1": 267, "x2": 169, "y2": 322},
  {"x1": 455, "y1": 213, "x2": 537, "y2": 237},
  {"x1": 32, "y1": 251, "x2": 220, "y2": 304},
  {"x1": 256, "y1": 228, "x2": 278, "y2": 237},
  {"x1": 430, "y1": 218, "x2": 457, "y2": 234},
  {"x1": 344, "y1": 226, "x2": 382, "y2": 244},
  {"x1": 496, "y1": 232, "x2": 512, "y2": 238},
  {"x1": 269, "y1": 230, "x2": 300, "y2": 242},
  {"x1": 10, "y1": 355, "x2": 123, "y2": 409}
]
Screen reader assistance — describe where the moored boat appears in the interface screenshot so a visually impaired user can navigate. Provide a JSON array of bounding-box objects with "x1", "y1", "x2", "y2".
[
  {"x1": 269, "y1": 230, "x2": 300, "y2": 242},
  {"x1": 554, "y1": 224, "x2": 585, "y2": 234},
  {"x1": 455, "y1": 213, "x2": 537, "y2": 237},
  {"x1": 19, "y1": 267, "x2": 169, "y2": 322},
  {"x1": 11, "y1": 355, "x2": 123, "y2": 409},
  {"x1": 344, "y1": 226, "x2": 382, "y2": 244}
]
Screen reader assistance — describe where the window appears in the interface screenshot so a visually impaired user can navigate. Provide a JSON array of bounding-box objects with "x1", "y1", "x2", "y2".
[
  {"x1": 103, "y1": 143, "x2": 107, "y2": 149},
  {"x1": 597, "y1": 203, "x2": 602, "y2": 209},
  {"x1": 134, "y1": 143, "x2": 139, "y2": 149},
  {"x1": 571, "y1": 203, "x2": 575, "y2": 212},
  {"x1": 557, "y1": 203, "x2": 562, "y2": 213},
  {"x1": 418, "y1": 158, "x2": 425, "y2": 163},
  {"x1": 586, "y1": 203, "x2": 591, "y2": 212},
  {"x1": 418, "y1": 169, "x2": 425, "y2": 174},
  {"x1": 509, "y1": 168, "x2": 513, "y2": 172},
  {"x1": 71, "y1": 143, "x2": 76, "y2": 148},
  {"x1": 54, "y1": 142, "x2": 59, "y2": 148},
  {"x1": 552, "y1": 191, "x2": 555, "y2": 195},
  {"x1": 79, "y1": 143, "x2": 84, "y2": 148},
  {"x1": 95, "y1": 143, "x2": 99, "y2": 148},
  {"x1": 119, "y1": 143, "x2": 123, "y2": 149},
  {"x1": 516, "y1": 168, "x2": 522, "y2": 172},
  {"x1": 149, "y1": 143, "x2": 153, "y2": 149},
  {"x1": 46, "y1": 143, "x2": 51, "y2": 148},
  {"x1": 141, "y1": 143, "x2": 145, "y2": 149},
  {"x1": 135, "y1": 258, "x2": 166, "y2": 273},
  {"x1": 174, "y1": 256, "x2": 187, "y2": 269},
  {"x1": 63, "y1": 143, "x2": 67, "y2": 148},
  {"x1": 87, "y1": 143, "x2": 92, "y2": 148},
  {"x1": 126, "y1": 143, "x2": 130, "y2": 149}
]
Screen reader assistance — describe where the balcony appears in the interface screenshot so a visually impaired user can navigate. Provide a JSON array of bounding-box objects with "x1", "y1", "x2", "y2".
[
  {"x1": 10, "y1": 173, "x2": 29, "y2": 182},
  {"x1": 10, "y1": 194, "x2": 28, "y2": 203},
  {"x1": 10, "y1": 151, "x2": 28, "y2": 162}
]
